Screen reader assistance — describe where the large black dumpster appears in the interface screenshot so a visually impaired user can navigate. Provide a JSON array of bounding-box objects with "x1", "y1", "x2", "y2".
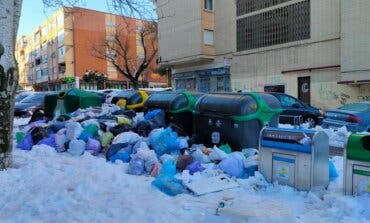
[
  {"x1": 111, "y1": 90, "x2": 149, "y2": 111},
  {"x1": 144, "y1": 91, "x2": 203, "y2": 136},
  {"x1": 44, "y1": 88, "x2": 102, "y2": 118},
  {"x1": 194, "y1": 92, "x2": 282, "y2": 150}
]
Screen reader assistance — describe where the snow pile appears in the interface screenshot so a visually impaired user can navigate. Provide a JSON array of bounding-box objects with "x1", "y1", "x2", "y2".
[
  {"x1": 278, "y1": 124, "x2": 351, "y2": 148},
  {"x1": 1, "y1": 148, "x2": 369, "y2": 222}
]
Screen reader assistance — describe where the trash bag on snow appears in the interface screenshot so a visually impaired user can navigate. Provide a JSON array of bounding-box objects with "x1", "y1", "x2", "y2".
[
  {"x1": 152, "y1": 160, "x2": 185, "y2": 196},
  {"x1": 127, "y1": 155, "x2": 145, "y2": 175},
  {"x1": 110, "y1": 124, "x2": 132, "y2": 136},
  {"x1": 86, "y1": 138, "x2": 101, "y2": 155},
  {"x1": 31, "y1": 126, "x2": 48, "y2": 145},
  {"x1": 109, "y1": 152, "x2": 131, "y2": 163},
  {"x1": 186, "y1": 161, "x2": 205, "y2": 175},
  {"x1": 100, "y1": 132, "x2": 114, "y2": 148},
  {"x1": 29, "y1": 108, "x2": 46, "y2": 124},
  {"x1": 329, "y1": 160, "x2": 338, "y2": 181},
  {"x1": 135, "y1": 120, "x2": 153, "y2": 137},
  {"x1": 17, "y1": 132, "x2": 33, "y2": 150},
  {"x1": 149, "y1": 127, "x2": 180, "y2": 156},
  {"x1": 112, "y1": 131, "x2": 141, "y2": 145},
  {"x1": 132, "y1": 140, "x2": 150, "y2": 154},
  {"x1": 136, "y1": 149, "x2": 159, "y2": 172},
  {"x1": 144, "y1": 109, "x2": 166, "y2": 129},
  {"x1": 209, "y1": 146, "x2": 228, "y2": 161},
  {"x1": 191, "y1": 148, "x2": 211, "y2": 164},
  {"x1": 65, "y1": 122, "x2": 83, "y2": 141},
  {"x1": 176, "y1": 155, "x2": 194, "y2": 171},
  {"x1": 106, "y1": 143, "x2": 132, "y2": 161},
  {"x1": 55, "y1": 128, "x2": 67, "y2": 152},
  {"x1": 37, "y1": 134, "x2": 57, "y2": 149},
  {"x1": 68, "y1": 139, "x2": 86, "y2": 156},
  {"x1": 218, "y1": 152, "x2": 246, "y2": 178},
  {"x1": 112, "y1": 109, "x2": 136, "y2": 119},
  {"x1": 79, "y1": 124, "x2": 99, "y2": 142},
  {"x1": 116, "y1": 116, "x2": 132, "y2": 125}
]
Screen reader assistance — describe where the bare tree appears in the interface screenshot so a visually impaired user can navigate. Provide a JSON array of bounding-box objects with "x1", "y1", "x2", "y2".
[
  {"x1": 92, "y1": 21, "x2": 158, "y2": 89},
  {"x1": 0, "y1": 0, "x2": 156, "y2": 169}
]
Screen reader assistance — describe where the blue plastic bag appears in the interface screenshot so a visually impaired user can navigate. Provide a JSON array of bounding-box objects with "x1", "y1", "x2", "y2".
[
  {"x1": 109, "y1": 152, "x2": 131, "y2": 163},
  {"x1": 152, "y1": 160, "x2": 185, "y2": 196},
  {"x1": 17, "y1": 132, "x2": 33, "y2": 151},
  {"x1": 106, "y1": 143, "x2": 132, "y2": 160},
  {"x1": 144, "y1": 109, "x2": 162, "y2": 121},
  {"x1": 218, "y1": 152, "x2": 246, "y2": 178},
  {"x1": 127, "y1": 156, "x2": 145, "y2": 175},
  {"x1": 186, "y1": 161, "x2": 205, "y2": 175},
  {"x1": 37, "y1": 134, "x2": 57, "y2": 149},
  {"x1": 149, "y1": 128, "x2": 180, "y2": 156},
  {"x1": 329, "y1": 160, "x2": 338, "y2": 181}
]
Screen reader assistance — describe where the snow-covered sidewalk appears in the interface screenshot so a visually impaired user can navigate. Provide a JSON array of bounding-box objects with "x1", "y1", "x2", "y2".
[
  {"x1": 0, "y1": 118, "x2": 369, "y2": 222},
  {"x1": 0, "y1": 147, "x2": 369, "y2": 223}
]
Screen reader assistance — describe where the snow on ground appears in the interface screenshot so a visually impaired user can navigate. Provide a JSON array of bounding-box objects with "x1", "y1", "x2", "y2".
[
  {"x1": 278, "y1": 124, "x2": 350, "y2": 148},
  {"x1": 0, "y1": 121, "x2": 369, "y2": 223}
]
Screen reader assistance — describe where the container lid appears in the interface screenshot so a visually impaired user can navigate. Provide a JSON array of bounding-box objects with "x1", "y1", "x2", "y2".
[
  {"x1": 195, "y1": 92, "x2": 282, "y2": 125},
  {"x1": 260, "y1": 127, "x2": 315, "y2": 154},
  {"x1": 347, "y1": 134, "x2": 370, "y2": 162}
]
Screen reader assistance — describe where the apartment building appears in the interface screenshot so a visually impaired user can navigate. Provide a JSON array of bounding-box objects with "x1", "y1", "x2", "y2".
[
  {"x1": 156, "y1": 0, "x2": 370, "y2": 109},
  {"x1": 16, "y1": 7, "x2": 167, "y2": 91}
]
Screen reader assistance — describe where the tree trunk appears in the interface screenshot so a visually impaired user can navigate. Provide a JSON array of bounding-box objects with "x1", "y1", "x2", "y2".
[
  {"x1": 132, "y1": 80, "x2": 139, "y2": 90},
  {"x1": 0, "y1": 0, "x2": 22, "y2": 170}
]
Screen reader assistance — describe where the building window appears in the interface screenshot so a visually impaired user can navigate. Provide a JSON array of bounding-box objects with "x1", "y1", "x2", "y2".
[
  {"x1": 204, "y1": 30, "x2": 214, "y2": 45},
  {"x1": 56, "y1": 14, "x2": 64, "y2": 27},
  {"x1": 57, "y1": 31, "x2": 64, "y2": 44},
  {"x1": 204, "y1": 0, "x2": 213, "y2": 10},
  {"x1": 199, "y1": 78, "x2": 210, "y2": 92},
  {"x1": 237, "y1": 0, "x2": 291, "y2": 16},
  {"x1": 58, "y1": 46, "x2": 65, "y2": 58},
  {"x1": 237, "y1": 0, "x2": 310, "y2": 51}
]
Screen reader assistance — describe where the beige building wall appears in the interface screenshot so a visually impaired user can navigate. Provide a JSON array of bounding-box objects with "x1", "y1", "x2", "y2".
[
  {"x1": 231, "y1": 0, "x2": 370, "y2": 109},
  {"x1": 156, "y1": 0, "x2": 203, "y2": 63},
  {"x1": 340, "y1": 0, "x2": 370, "y2": 82}
]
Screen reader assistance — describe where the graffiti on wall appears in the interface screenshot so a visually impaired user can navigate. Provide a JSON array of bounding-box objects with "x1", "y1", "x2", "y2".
[{"x1": 318, "y1": 83, "x2": 351, "y2": 105}]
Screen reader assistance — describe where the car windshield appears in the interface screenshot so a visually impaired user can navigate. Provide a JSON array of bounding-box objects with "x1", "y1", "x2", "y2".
[
  {"x1": 339, "y1": 103, "x2": 370, "y2": 112},
  {"x1": 20, "y1": 93, "x2": 46, "y2": 103}
]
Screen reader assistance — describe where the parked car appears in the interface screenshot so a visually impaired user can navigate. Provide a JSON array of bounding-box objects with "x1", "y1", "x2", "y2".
[
  {"x1": 15, "y1": 91, "x2": 33, "y2": 103},
  {"x1": 14, "y1": 92, "x2": 52, "y2": 117},
  {"x1": 322, "y1": 102, "x2": 370, "y2": 132},
  {"x1": 269, "y1": 92, "x2": 324, "y2": 127}
]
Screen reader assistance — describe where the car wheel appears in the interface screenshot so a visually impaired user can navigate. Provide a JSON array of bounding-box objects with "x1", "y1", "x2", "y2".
[{"x1": 304, "y1": 116, "x2": 317, "y2": 128}]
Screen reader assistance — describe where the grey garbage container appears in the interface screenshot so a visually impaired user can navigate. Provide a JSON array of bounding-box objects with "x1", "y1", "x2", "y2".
[{"x1": 259, "y1": 127, "x2": 329, "y2": 191}]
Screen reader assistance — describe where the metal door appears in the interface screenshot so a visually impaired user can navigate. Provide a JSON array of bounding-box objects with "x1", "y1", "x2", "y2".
[{"x1": 298, "y1": 76, "x2": 311, "y2": 105}]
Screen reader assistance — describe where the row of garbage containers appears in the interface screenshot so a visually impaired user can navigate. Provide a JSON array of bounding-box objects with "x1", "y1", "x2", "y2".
[
  {"x1": 43, "y1": 89, "x2": 283, "y2": 150},
  {"x1": 42, "y1": 89, "x2": 370, "y2": 195}
]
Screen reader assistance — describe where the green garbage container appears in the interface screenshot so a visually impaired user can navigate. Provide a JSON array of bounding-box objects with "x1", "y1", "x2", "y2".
[
  {"x1": 344, "y1": 134, "x2": 370, "y2": 195},
  {"x1": 144, "y1": 91, "x2": 203, "y2": 136},
  {"x1": 44, "y1": 88, "x2": 102, "y2": 118}
]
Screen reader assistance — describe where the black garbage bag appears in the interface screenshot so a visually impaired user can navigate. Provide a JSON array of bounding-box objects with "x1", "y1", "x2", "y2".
[
  {"x1": 110, "y1": 124, "x2": 132, "y2": 136},
  {"x1": 112, "y1": 109, "x2": 136, "y2": 119},
  {"x1": 99, "y1": 121, "x2": 108, "y2": 132},
  {"x1": 135, "y1": 120, "x2": 153, "y2": 137},
  {"x1": 29, "y1": 108, "x2": 46, "y2": 124},
  {"x1": 30, "y1": 127, "x2": 48, "y2": 145}
]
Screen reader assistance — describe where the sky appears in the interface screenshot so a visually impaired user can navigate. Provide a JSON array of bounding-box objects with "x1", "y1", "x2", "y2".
[{"x1": 18, "y1": 0, "x2": 109, "y2": 37}]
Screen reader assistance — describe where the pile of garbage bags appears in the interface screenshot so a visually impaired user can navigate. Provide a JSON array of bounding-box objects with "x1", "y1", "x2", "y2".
[{"x1": 16, "y1": 103, "x2": 260, "y2": 197}]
